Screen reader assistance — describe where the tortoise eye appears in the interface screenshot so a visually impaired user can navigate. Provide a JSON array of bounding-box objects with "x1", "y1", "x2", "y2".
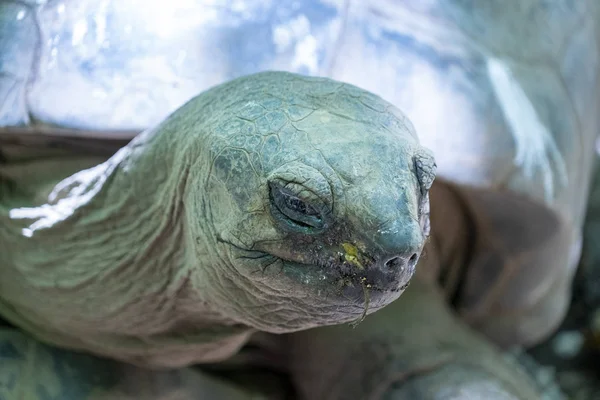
[
  {"x1": 269, "y1": 182, "x2": 326, "y2": 232},
  {"x1": 283, "y1": 195, "x2": 320, "y2": 217}
]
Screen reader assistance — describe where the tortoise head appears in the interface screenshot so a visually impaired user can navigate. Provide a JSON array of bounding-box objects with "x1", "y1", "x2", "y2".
[{"x1": 187, "y1": 72, "x2": 436, "y2": 332}]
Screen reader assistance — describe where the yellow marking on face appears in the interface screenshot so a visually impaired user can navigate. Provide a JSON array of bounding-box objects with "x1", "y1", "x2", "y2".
[{"x1": 342, "y1": 242, "x2": 364, "y2": 270}]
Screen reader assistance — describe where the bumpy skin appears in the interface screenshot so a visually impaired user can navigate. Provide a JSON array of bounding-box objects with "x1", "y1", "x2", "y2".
[{"x1": 0, "y1": 72, "x2": 548, "y2": 399}]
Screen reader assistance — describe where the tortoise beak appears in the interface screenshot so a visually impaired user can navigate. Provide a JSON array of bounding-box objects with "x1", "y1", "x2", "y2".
[
  {"x1": 342, "y1": 250, "x2": 418, "y2": 293},
  {"x1": 339, "y1": 217, "x2": 424, "y2": 302}
]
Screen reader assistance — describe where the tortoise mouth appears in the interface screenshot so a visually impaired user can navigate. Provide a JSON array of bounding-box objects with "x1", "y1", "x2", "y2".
[
  {"x1": 243, "y1": 248, "x2": 415, "y2": 303},
  {"x1": 284, "y1": 256, "x2": 413, "y2": 292},
  {"x1": 275, "y1": 255, "x2": 415, "y2": 325},
  {"x1": 224, "y1": 237, "x2": 416, "y2": 310}
]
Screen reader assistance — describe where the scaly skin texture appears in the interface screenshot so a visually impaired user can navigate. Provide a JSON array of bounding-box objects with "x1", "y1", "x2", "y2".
[{"x1": 0, "y1": 72, "x2": 433, "y2": 368}]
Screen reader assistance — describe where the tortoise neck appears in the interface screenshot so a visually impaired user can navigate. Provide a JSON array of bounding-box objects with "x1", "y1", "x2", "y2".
[{"x1": 0, "y1": 128, "x2": 243, "y2": 360}]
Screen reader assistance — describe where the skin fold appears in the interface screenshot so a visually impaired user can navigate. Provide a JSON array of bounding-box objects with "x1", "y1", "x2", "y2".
[{"x1": 0, "y1": 72, "x2": 558, "y2": 399}]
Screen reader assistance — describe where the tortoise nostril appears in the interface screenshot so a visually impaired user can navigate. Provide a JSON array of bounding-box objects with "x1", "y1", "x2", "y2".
[
  {"x1": 385, "y1": 256, "x2": 402, "y2": 269},
  {"x1": 408, "y1": 253, "x2": 418, "y2": 267},
  {"x1": 384, "y1": 253, "x2": 419, "y2": 269}
]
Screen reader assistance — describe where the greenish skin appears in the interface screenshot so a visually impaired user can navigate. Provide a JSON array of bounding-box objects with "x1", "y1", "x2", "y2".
[{"x1": 0, "y1": 72, "x2": 552, "y2": 399}]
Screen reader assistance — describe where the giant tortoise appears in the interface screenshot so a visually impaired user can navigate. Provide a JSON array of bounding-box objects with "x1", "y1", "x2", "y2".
[{"x1": 0, "y1": 1, "x2": 599, "y2": 399}]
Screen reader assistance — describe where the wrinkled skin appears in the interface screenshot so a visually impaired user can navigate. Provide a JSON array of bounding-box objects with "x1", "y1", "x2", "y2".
[{"x1": 0, "y1": 72, "x2": 547, "y2": 399}]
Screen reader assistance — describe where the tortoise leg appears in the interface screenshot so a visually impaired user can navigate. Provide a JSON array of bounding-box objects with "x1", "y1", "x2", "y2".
[
  {"x1": 0, "y1": 327, "x2": 268, "y2": 400},
  {"x1": 284, "y1": 274, "x2": 542, "y2": 400}
]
